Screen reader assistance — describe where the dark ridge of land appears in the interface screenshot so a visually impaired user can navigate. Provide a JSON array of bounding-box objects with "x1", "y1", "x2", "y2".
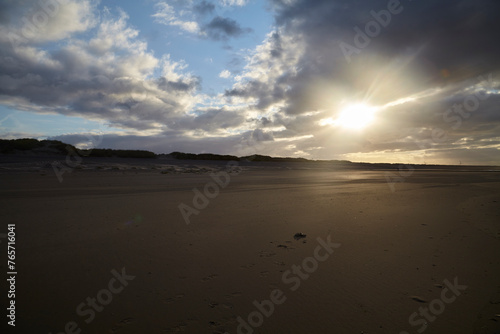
[
  {"x1": 0, "y1": 138, "x2": 72, "y2": 155},
  {"x1": 0, "y1": 138, "x2": 498, "y2": 170},
  {"x1": 0, "y1": 138, "x2": 155, "y2": 159},
  {"x1": 168, "y1": 151, "x2": 240, "y2": 161}
]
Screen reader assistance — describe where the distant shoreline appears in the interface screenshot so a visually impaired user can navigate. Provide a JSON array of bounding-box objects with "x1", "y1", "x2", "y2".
[{"x1": 1, "y1": 138, "x2": 499, "y2": 169}]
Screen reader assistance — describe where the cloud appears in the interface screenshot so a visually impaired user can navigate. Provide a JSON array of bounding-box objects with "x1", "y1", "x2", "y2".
[
  {"x1": 0, "y1": 2, "x2": 267, "y2": 156},
  {"x1": 185, "y1": 107, "x2": 247, "y2": 132},
  {"x1": 224, "y1": 28, "x2": 305, "y2": 110},
  {"x1": 2, "y1": 0, "x2": 500, "y2": 164},
  {"x1": 0, "y1": 5, "x2": 202, "y2": 134},
  {"x1": 218, "y1": 0, "x2": 500, "y2": 163},
  {"x1": 152, "y1": 2, "x2": 200, "y2": 33},
  {"x1": 219, "y1": 0, "x2": 248, "y2": 7},
  {"x1": 152, "y1": 2, "x2": 251, "y2": 42},
  {"x1": 193, "y1": 1, "x2": 216, "y2": 15},
  {"x1": 202, "y1": 16, "x2": 252, "y2": 40},
  {"x1": 219, "y1": 69, "x2": 231, "y2": 78},
  {"x1": 49, "y1": 127, "x2": 274, "y2": 157},
  {"x1": 0, "y1": 0, "x2": 96, "y2": 46}
]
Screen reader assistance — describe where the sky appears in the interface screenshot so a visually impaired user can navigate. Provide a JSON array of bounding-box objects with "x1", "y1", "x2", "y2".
[{"x1": 0, "y1": 0, "x2": 499, "y2": 165}]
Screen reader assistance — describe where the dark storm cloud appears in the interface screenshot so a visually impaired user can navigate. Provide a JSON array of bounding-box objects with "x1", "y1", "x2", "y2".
[
  {"x1": 0, "y1": 0, "x2": 31, "y2": 24},
  {"x1": 156, "y1": 76, "x2": 201, "y2": 92},
  {"x1": 193, "y1": 0, "x2": 215, "y2": 15},
  {"x1": 202, "y1": 16, "x2": 252, "y2": 40},
  {"x1": 0, "y1": 1, "x2": 12, "y2": 23},
  {"x1": 220, "y1": 0, "x2": 500, "y2": 163},
  {"x1": 269, "y1": 31, "x2": 283, "y2": 58},
  {"x1": 235, "y1": 0, "x2": 500, "y2": 113},
  {"x1": 260, "y1": 117, "x2": 271, "y2": 126},
  {"x1": 225, "y1": 76, "x2": 288, "y2": 110},
  {"x1": 250, "y1": 128, "x2": 274, "y2": 141},
  {"x1": 274, "y1": 0, "x2": 500, "y2": 72}
]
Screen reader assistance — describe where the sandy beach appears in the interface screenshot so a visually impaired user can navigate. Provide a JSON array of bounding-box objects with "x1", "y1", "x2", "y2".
[{"x1": 1, "y1": 159, "x2": 499, "y2": 333}]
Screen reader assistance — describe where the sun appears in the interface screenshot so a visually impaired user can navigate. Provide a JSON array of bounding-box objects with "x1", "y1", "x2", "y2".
[{"x1": 335, "y1": 103, "x2": 378, "y2": 130}]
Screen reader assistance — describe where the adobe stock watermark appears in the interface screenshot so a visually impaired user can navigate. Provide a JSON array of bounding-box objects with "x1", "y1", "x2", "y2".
[
  {"x1": 178, "y1": 128, "x2": 271, "y2": 225},
  {"x1": 178, "y1": 161, "x2": 241, "y2": 225},
  {"x1": 399, "y1": 277, "x2": 467, "y2": 334},
  {"x1": 339, "y1": 0, "x2": 404, "y2": 64},
  {"x1": 230, "y1": 235, "x2": 341, "y2": 334},
  {"x1": 8, "y1": 0, "x2": 70, "y2": 49},
  {"x1": 385, "y1": 164, "x2": 415, "y2": 193},
  {"x1": 51, "y1": 130, "x2": 104, "y2": 183},
  {"x1": 385, "y1": 73, "x2": 495, "y2": 192},
  {"x1": 48, "y1": 267, "x2": 135, "y2": 334},
  {"x1": 439, "y1": 73, "x2": 494, "y2": 130}
]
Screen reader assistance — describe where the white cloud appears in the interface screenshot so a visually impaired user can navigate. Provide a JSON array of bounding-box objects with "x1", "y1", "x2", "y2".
[
  {"x1": 220, "y1": 0, "x2": 249, "y2": 6},
  {"x1": 152, "y1": 2, "x2": 200, "y2": 34},
  {"x1": 219, "y1": 70, "x2": 231, "y2": 79},
  {"x1": 0, "y1": 0, "x2": 96, "y2": 46},
  {"x1": 225, "y1": 28, "x2": 305, "y2": 111},
  {"x1": 89, "y1": 10, "x2": 148, "y2": 55},
  {"x1": 0, "y1": 6, "x2": 202, "y2": 133}
]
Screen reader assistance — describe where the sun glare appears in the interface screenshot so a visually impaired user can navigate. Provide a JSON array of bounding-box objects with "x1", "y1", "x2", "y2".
[{"x1": 335, "y1": 103, "x2": 378, "y2": 130}]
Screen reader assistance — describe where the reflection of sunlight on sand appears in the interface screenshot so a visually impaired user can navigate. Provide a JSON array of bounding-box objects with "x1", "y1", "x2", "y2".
[{"x1": 312, "y1": 171, "x2": 388, "y2": 183}]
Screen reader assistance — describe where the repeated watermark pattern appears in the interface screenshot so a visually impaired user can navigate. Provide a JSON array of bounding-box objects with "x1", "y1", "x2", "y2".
[
  {"x1": 439, "y1": 74, "x2": 494, "y2": 131},
  {"x1": 231, "y1": 235, "x2": 341, "y2": 334},
  {"x1": 8, "y1": 0, "x2": 70, "y2": 49},
  {"x1": 386, "y1": 73, "x2": 495, "y2": 192},
  {"x1": 399, "y1": 277, "x2": 467, "y2": 333},
  {"x1": 178, "y1": 161, "x2": 241, "y2": 225},
  {"x1": 48, "y1": 267, "x2": 135, "y2": 334},
  {"x1": 177, "y1": 129, "x2": 270, "y2": 225},
  {"x1": 51, "y1": 130, "x2": 103, "y2": 183},
  {"x1": 339, "y1": 0, "x2": 405, "y2": 63}
]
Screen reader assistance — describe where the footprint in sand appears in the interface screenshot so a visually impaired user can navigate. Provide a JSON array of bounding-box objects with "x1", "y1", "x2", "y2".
[
  {"x1": 258, "y1": 251, "x2": 276, "y2": 257},
  {"x1": 472, "y1": 288, "x2": 500, "y2": 334},
  {"x1": 209, "y1": 316, "x2": 238, "y2": 334},
  {"x1": 162, "y1": 293, "x2": 185, "y2": 304},
  {"x1": 221, "y1": 303, "x2": 234, "y2": 309},
  {"x1": 240, "y1": 263, "x2": 256, "y2": 269},
  {"x1": 260, "y1": 271, "x2": 270, "y2": 277},
  {"x1": 225, "y1": 291, "x2": 242, "y2": 300},
  {"x1": 410, "y1": 296, "x2": 428, "y2": 303},
  {"x1": 207, "y1": 299, "x2": 234, "y2": 310},
  {"x1": 163, "y1": 322, "x2": 188, "y2": 332},
  {"x1": 201, "y1": 274, "x2": 219, "y2": 282}
]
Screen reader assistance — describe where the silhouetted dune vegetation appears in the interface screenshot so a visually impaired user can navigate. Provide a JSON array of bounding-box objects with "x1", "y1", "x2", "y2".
[
  {"x1": 0, "y1": 138, "x2": 155, "y2": 159},
  {"x1": 80, "y1": 148, "x2": 156, "y2": 159},
  {"x1": 169, "y1": 152, "x2": 240, "y2": 161},
  {"x1": 2, "y1": 138, "x2": 495, "y2": 170},
  {"x1": 0, "y1": 138, "x2": 75, "y2": 154}
]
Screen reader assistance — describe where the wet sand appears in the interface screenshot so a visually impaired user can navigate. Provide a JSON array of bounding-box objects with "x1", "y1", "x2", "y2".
[{"x1": 0, "y1": 162, "x2": 499, "y2": 333}]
